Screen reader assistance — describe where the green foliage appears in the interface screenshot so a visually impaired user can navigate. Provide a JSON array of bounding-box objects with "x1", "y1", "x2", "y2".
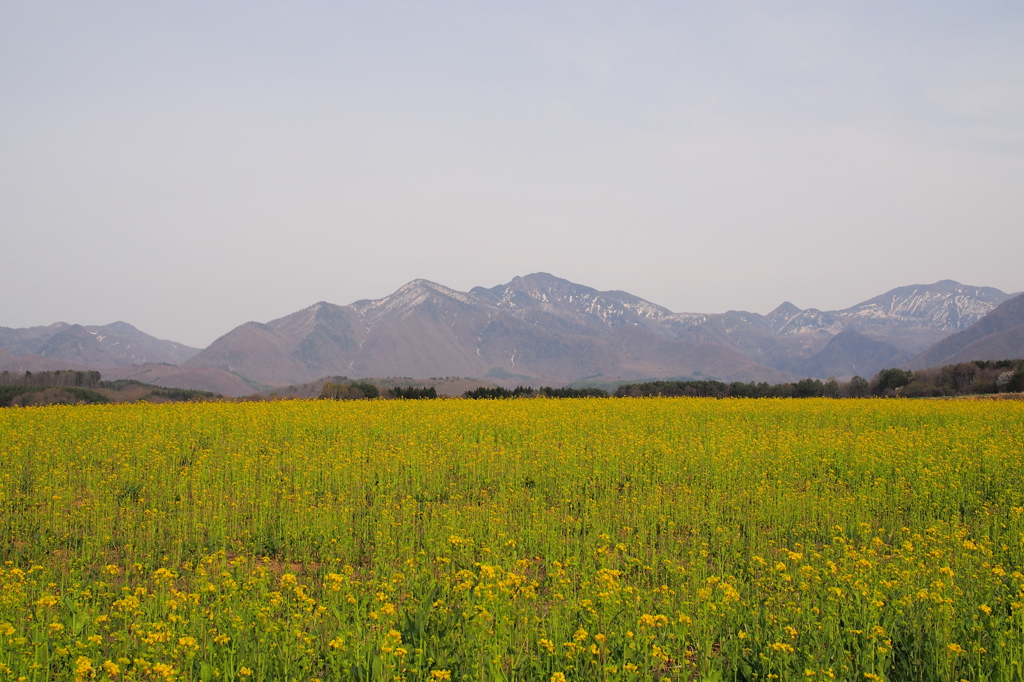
[
  {"x1": 792, "y1": 378, "x2": 825, "y2": 398},
  {"x1": 615, "y1": 379, "x2": 817, "y2": 399},
  {"x1": 320, "y1": 381, "x2": 381, "y2": 400},
  {"x1": 145, "y1": 387, "x2": 218, "y2": 401},
  {"x1": 0, "y1": 385, "x2": 108, "y2": 406},
  {"x1": 874, "y1": 368, "x2": 914, "y2": 395},
  {"x1": 901, "y1": 359, "x2": 1024, "y2": 397},
  {"x1": 349, "y1": 381, "x2": 379, "y2": 399},
  {"x1": 616, "y1": 380, "x2": 730, "y2": 397},
  {"x1": 537, "y1": 386, "x2": 609, "y2": 398},
  {"x1": 0, "y1": 369, "x2": 101, "y2": 388},
  {"x1": 463, "y1": 385, "x2": 533, "y2": 399},
  {"x1": 823, "y1": 377, "x2": 841, "y2": 399},
  {"x1": 1011, "y1": 367, "x2": 1024, "y2": 392},
  {"x1": 846, "y1": 376, "x2": 871, "y2": 398},
  {"x1": 61, "y1": 387, "x2": 110, "y2": 404},
  {"x1": 389, "y1": 385, "x2": 438, "y2": 399},
  {"x1": 0, "y1": 385, "x2": 38, "y2": 407}
]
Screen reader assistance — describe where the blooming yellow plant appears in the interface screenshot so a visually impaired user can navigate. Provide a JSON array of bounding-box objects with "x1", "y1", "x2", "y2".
[{"x1": 0, "y1": 397, "x2": 1022, "y2": 679}]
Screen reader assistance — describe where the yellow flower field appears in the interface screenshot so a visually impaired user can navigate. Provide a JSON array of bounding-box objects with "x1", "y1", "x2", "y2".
[{"x1": 1, "y1": 398, "x2": 1023, "y2": 680}]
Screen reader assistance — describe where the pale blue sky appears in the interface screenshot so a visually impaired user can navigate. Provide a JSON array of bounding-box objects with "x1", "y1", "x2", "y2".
[{"x1": 2, "y1": 2, "x2": 1023, "y2": 347}]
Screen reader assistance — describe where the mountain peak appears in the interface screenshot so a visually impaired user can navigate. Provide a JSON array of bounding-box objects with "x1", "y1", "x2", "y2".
[
  {"x1": 470, "y1": 273, "x2": 673, "y2": 332},
  {"x1": 509, "y1": 272, "x2": 568, "y2": 287},
  {"x1": 910, "y1": 292, "x2": 1024, "y2": 368},
  {"x1": 768, "y1": 301, "x2": 802, "y2": 318},
  {"x1": 8, "y1": 274, "x2": 1019, "y2": 389},
  {"x1": 349, "y1": 278, "x2": 479, "y2": 330},
  {"x1": 394, "y1": 278, "x2": 476, "y2": 304},
  {"x1": 844, "y1": 281, "x2": 1010, "y2": 331},
  {"x1": 103, "y1": 321, "x2": 140, "y2": 332}
]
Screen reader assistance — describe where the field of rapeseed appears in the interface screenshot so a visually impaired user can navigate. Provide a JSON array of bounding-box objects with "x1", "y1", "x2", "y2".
[{"x1": 1, "y1": 398, "x2": 1023, "y2": 681}]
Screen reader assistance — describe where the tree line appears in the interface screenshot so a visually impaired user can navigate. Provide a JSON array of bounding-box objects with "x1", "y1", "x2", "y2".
[
  {"x1": 0, "y1": 370, "x2": 102, "y2": 388},
  {"x1": 614, "y1": 360, "x2": 1023, "y2": 399},
  {"x1": 318, "y1": 359, "x2": 1024, "y2": 401},
  {"x1": 8, "y1": 359, "x2": 1022, "y2": 406},
  {"x1": 0, "y1": 372, "x2": 221, "y2": 407},
  {"x1": 897, "y1": 359, "x2": 1024, "y2": 397}
]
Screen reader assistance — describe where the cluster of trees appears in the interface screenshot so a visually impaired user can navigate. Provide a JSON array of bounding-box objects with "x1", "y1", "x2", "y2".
[
  {"x1": 320, "y1": 382, "x2": 438, "y2": 400},
  {"x1": 316, "y1": 360, "x2": 1024, "y2": 403},
  {"x1": 464, "y1": 386, "x2": 609, "y2": 399},
  {"x1": 319, "y1": 381, "x2": 381, "y2": 400},
  {"x1": 0, "y1": 370, "x2": 102, "y2": 388},
  {"x1": 898, "y1": 359, "x2": 1024, "y2": 397},
  {"x1": 463, "y1": 386, "x2": 534, "y2": 399},
  {"x1": 9, "y1": 359, "x2": 1022, "y2": 407},
  {"x1": 536, "y1": 386, "x2": 609, "y2": 398},
  {"x1": 98, "y1": 379, "x2": 219, "y2": 400},
  {"x1": 1, "y1": 371, "x2": 113, "y2": 406},
  {"x1": 389, "y1": 386, "x2": 438, "y2": 400},
  {"x1": 0, "y1": 372, "x2": 222, "y2": 407},
  {"x1": 144, "y1": 386, "x2": 220, "y2": 401},
  {"x1": 614, "y1": 361, "x2": 1023, "y2": 399},
  {"x1": 0, "y1": 384, "x2": 110, "y2": 407},
  {"x1": 610, "y1": 376, "x2": 851, "y2": 399},
  {"x1": 319, "y1": 383, "x2": 613, "y2": 401}
]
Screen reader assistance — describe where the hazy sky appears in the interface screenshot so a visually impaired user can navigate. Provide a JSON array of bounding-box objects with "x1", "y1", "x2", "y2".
[{"x1": 3, "y1": 2, "x2": 1023, "y2": 347}]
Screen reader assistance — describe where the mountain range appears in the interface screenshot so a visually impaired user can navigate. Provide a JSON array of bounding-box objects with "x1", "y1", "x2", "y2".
[
  {"x1": 0, "y1": 321, "x2": 198, "y2": 370},
  {"x1": 3, "y1": 274, "x2": 1022, "y2": 396}
]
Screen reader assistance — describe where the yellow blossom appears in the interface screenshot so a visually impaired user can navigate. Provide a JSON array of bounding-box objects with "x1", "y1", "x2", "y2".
[{"x1": 74, "y1": 656, "x2": 94, "y2": 681}]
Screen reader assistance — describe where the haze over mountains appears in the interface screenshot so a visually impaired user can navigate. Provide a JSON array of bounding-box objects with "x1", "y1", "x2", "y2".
[{"x1": 3, "y1": 274, "x2": 1022, "y2": 396}]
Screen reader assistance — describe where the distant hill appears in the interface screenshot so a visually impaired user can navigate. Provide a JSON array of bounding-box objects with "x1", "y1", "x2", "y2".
[
  {"x1": 0, "y1": 347, "x2": 92, "y2": 373},
  {"x1": 0, "y1": 321, "x2": 198, "y2": 368},
  {"x1": 910, "y1": 293, "x2": 1024, "y2": 368},
  {"x1": 98, "y1": 363, "x2": 265, "y2": 398},
  {"x1": 802, "y1": 330, "x2": 909, "y2": 379}
]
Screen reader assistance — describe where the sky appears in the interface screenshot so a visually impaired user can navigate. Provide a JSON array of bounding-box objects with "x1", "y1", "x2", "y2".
[{"x1": 2, "y1": 2, "x2": 1023, "y2": 348}]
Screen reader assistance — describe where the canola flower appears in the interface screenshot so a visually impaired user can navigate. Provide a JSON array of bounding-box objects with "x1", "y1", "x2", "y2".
[{"x1": 0, "y1": 398, "x2": 1022, "y2": 680}]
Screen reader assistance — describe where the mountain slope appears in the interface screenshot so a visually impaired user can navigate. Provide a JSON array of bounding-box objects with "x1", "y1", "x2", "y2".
[
  {"x1": 98, "y1": 363, "x2": 262, "y2": 397},
  {"x1": 187, "y1": 275, "x2": 796, "y2": 386},
  {"x1": 843, "y1": 280, "x2": 1009, "y2": 331},
  {"x1": 802, "y1": 330, "x2": 910, "y2": 379},
  {"x1": 7, "y1": 275, "x2": 1015, "y2": 387},
  {"x1": 0, "y1": 348, "x2": 94, "y2": 373},
  {"x1": 185, "y1": 320, "x2": 321, "y2": 386},
  {"x1": 945, "y1": 327, "x2": 1024, "y2": 364},
  {"x1": 0, "y1": 322, "x2": 199, "y2": 368},
  {"x1": 761, "y1": 281, "x2": 1011, "y2": 347},
  {"x1": 910, "y1": 293, "x2": 1024, "y2": 368},
  {"x1": 470, "y1": 273, "x2": 674, "y2": 336}
]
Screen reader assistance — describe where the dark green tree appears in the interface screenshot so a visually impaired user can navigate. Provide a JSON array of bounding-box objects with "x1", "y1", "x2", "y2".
[
  {"x1": 846, "y1": 376, "x2": 870, "y2": 398},
  {"x1": 874, "y1": 368, "x2": 913, "y2": 395}
]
